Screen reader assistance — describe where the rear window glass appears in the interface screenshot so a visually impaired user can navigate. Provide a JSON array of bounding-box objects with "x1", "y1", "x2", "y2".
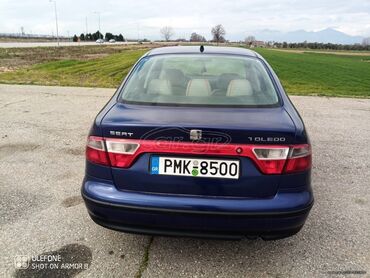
[{"x1": 120, "y1": 54, "x2": 279, "y2": 107}]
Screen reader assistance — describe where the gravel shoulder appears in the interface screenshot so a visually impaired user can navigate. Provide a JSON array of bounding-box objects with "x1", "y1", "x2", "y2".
[{"x1": 0, "y1": 84, "x2": 369, "y2": 277}]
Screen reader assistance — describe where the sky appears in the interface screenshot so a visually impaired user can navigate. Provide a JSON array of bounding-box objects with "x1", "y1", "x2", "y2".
[{"x1": 0, "y1": 0, "x2": 370, "y2": 40}]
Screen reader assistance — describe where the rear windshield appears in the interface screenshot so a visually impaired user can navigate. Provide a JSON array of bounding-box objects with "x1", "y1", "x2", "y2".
[{"x1": 119, "y1": 54, "x2": 280, "y2": 107}]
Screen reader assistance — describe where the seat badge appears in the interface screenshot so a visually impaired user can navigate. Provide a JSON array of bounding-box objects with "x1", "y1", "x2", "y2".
[{"x1": 190, "y1": 129, "x2": 202, "y2": 140}]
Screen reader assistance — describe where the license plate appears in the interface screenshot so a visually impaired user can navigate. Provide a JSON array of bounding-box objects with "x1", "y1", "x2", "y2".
[{"x1": 150, "y1": 156, "x2": 240, "y2": 179}]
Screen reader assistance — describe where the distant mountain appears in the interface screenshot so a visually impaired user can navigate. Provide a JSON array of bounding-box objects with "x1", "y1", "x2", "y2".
[{"x1": 254, "y1": 28, "x2": 363, "y2": 44}]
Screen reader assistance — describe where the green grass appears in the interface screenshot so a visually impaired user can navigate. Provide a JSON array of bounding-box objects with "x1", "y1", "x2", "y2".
[
  {"x1": 0, "y1": 49, "x2": 148, "y2": 88},
  {"x1": 0, "y1": 47, "x2": 370, "y2": 97},
  {"x1": 254, "y1": 48, "x2": 370, "y2": 97}
]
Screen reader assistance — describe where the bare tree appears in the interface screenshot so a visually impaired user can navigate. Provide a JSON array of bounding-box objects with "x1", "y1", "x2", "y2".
[
  {"x1": 160, "y1": 26, "x2": 174, "y2": 41},
  {"x1": 362, "y1": 37, "x2": 370, "y2": 46},
  {"x1": 245, "y1": 35, "x2": 256, "y2": 46},
  {"x1": 211, "y1": 24, "x2": 226, "y2": 45}
]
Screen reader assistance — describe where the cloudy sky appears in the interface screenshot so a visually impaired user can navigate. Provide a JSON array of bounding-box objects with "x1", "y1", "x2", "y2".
[{"x1": 0, "y1": 0, "x2": 369, "y2": 40}]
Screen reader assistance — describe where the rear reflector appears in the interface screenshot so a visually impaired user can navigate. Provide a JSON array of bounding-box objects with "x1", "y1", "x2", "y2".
[{"x1": 85, "y1": 136, "x2": 311, "y2": 174}]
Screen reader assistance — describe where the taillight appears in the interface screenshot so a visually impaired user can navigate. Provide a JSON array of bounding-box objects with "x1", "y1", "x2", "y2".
[
  {"x1": 252, "y1": 144, "x2": 311, "y2": 174},
  {"x1": 86, "y1": 136, "x2": 311, "y2": 174},
  {"x1": 105, "y1": 140, "x2": 140, "y2": 167},
  {"x1": 86, "y1": 136, "x2": 140, "y2": 167},
  {"x1": 252, "y1": 147, "x2": 289, "y2": 174},
  {"x1": 86, "y1": 136, "x2": 109, "y2": 166},
  {"x1": 284, "y1": 144, "x2": 312, "y2": 173}
]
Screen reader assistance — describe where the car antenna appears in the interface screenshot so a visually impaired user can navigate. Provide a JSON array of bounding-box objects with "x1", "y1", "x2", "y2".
[{"x1": 200, "y1": 45, "x2": 204, "y2": 53}]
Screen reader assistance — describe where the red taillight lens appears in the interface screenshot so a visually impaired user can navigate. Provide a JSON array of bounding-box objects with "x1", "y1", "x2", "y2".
[
  {"x1": 252, "y1": 147, "x2": 289, "y2": 174},
  {"x1": 252, "y1": 145, "x2": 311, "y2": 174},
  {"x1": 86, "y1": 136, "x2": 109, "y2": 166},
  {"x1": 105, "y1": 140, "x2": 140, "y2": 167},
  {"x1": 284, "y1": 144, "x2": 312, "y2": 173},
  {"x1": 85, "y1": 136, "x2": 140, "y2": 167}
]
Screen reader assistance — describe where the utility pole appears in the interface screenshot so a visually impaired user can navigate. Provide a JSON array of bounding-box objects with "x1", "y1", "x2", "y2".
[
  {"x1": 137, "y1": 23, "x2": 140, "y2": 41},
  {"x1": 49, "y1": 0, "x2": 60, "y2": 46},
  {"x1": 85, "y1": 16, "x2": 88, "y2": 35},
  {"x1": 94, "y1": 12, "x2": 101, "y2": 38}
]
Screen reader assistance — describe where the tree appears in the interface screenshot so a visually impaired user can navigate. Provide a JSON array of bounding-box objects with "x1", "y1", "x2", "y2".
[
  {"x1": 92, "y1": 31, "x2": 103, "y2": 40},
  {"x1": 190, "y1": 32, "x2": 206, "y2": 42},
  {"x1": 105, "y1": 32, "x2": 114, "y2": 41},
  {"x1": 160, "y1": 26, "x2": 174, "y2": 41},
  {"x1": 245, "y1": 35, "x2": 255, "y2": 46},
  {"x1": 72, "y1": 34, "x2": 78, "y2": 42},
  {"x1": 211, "y1": 24, "x2": 226, "y2": 44},
  {"x1": 80, "y1": 33, "x2": 85, "y2": 41},
  {"x1": 117, "y1": 34, "x2": 124, "y2": 41}
]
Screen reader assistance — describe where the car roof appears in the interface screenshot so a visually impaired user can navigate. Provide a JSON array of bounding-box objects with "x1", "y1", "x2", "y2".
[{"x1": 146, "y1": 46, "x2": 258, "y2": 57}]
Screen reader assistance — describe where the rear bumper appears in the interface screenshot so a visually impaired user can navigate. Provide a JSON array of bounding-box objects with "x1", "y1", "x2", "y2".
[{"x1": 82, "y1": 178, "x2": 313, "y2": 239}]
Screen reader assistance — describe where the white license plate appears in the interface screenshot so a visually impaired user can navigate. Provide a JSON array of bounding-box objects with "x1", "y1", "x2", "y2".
[{"x1": 150, "y1": 156, "x2": 240, "y2": 179}]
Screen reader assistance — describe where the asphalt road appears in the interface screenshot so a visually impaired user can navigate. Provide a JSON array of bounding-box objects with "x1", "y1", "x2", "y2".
[{"x1": 0, "y1": 84, "x2": 369, "y2": 277}]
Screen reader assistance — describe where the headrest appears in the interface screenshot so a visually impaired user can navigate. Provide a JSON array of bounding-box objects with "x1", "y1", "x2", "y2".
[
  {"x1": 217, "y1": 73, "x2": 241, "y2": 91},
  {"x1": 164, "y1": 69, "x2": 186, "y2": 87},
  {"x1": 186, "y1": 79, "x2": 211, "y2": 97},
  {"x1": 147, "y1": 79, "x2": 172, "y2": 95},
  {"x1": 226, "y1": 79, "x2": 253, "y2": 96}
]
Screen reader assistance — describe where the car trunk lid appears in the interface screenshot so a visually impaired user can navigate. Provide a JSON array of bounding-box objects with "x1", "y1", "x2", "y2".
[
  {"x1": 101, "y1": 103, "x2": 296, "y2": 144},
  {"x1": 100, "y1": 103, "x2": 297, "y2": 198}
]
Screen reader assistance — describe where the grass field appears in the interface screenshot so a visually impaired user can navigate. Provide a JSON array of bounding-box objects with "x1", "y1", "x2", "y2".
[
  {"x1": 0, "y1": 45, "x2": 369, "y2": 97},
  {"x1": 0, "y1": 48, "x2": 148, "y2": 87},
  {"x1": 0, "y1": 45, "x2": 150, "y2": 87},
  {"x1": 254, "y1": 48, "x2": 370, "y2": 97}
]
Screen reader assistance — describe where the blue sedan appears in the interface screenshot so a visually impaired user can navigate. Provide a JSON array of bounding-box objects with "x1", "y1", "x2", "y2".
[{"x1": 82, "y1": 46, "x2": 313, "y2": 240}]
